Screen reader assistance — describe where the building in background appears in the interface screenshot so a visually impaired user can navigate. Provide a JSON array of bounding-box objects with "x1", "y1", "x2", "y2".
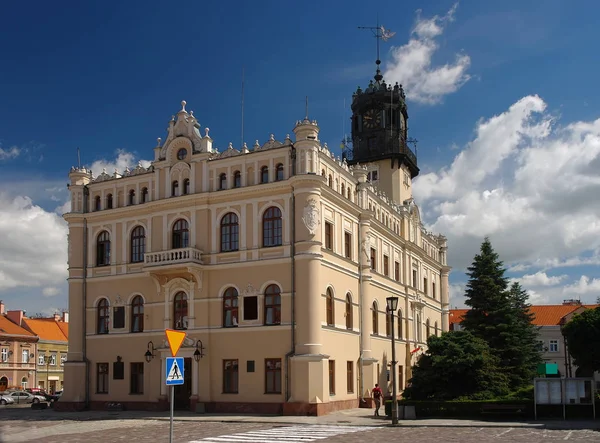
[
  {"x1": 0, "y1": 302, "x2": 38, "y2": 391},
  {"x1": 60, "y1": 61, "x2": 450, "y2": 414},
  {"x1": 22, "y1": 313, "x2": 69, "y2": 393},
  {"x1": 450, "y1": 301, "x2": 599, "y2": 385}
]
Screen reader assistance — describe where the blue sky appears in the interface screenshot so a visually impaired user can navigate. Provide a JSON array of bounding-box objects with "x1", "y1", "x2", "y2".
[{"x1": 1, "y1": 0, "x2": 600, "y2": 315}]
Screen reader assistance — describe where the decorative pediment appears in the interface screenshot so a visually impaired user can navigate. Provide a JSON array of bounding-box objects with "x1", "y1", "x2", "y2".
[
  {"x1": 94, "y1": 168, "x2": 112, "y2": 182},
  {"x1": 215, "y1": 142, "x2": 241, "y2": 159},
  {"x1": 256, "y1": 134, "x2": 283, "y2": 151},
  {"x1": 241, "y1": 283, "x2": 258, "y2": 298}
]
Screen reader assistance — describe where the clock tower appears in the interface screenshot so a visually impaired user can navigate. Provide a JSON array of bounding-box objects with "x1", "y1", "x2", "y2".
[{"x1": 344, "y1": 59, "x2": 419, "y2": 206}]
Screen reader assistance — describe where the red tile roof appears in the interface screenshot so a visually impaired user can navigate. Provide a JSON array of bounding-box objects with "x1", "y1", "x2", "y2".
[
  {"x1": 450, "y1": 305, "x2": 599, "y2": 327},
  {"x1": 22, "y1": 318, "x2": 68, "y2": 342},
  {"x1": 0, "y1": 314, "x2": 36, "y2": 337}
]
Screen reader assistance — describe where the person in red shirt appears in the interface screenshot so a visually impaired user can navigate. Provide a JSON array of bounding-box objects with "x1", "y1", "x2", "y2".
[{"x1": 372, "y1": 383, "x2": 383, "y2": 417}]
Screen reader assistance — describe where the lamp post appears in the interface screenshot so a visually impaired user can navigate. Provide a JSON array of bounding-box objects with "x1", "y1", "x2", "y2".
[
  {"x1": 193, "y1": 340, "x2": 205, "y2": 362},
  {"x1": 44, "y1": 354, "x2": 53, "y2": 393},
  {"x1": 144, "y1": 341, "x2": 156, "y2": 363},
  {"x1": 386, "y1": 296, "x2": 399, "y2": 425}
]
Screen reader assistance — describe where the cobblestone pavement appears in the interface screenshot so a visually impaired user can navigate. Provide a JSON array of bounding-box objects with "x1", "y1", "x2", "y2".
[{"x1": 1, "y1": 420, "x2": 599, "y2": 443}]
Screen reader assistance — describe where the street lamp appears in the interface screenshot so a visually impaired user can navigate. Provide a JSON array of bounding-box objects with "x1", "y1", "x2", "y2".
[
  {"x1": 145, "y1": 341, "x2": 156, "y2": 363},
  {"x1": 193, "y1": 340, "x2": 205, "y2": 362},
  {"x1": 386, "y1": 296, "x2": 399, "y2": 425},
  {"x1": 44, "y1": 354, "x2": 53, "y2": 393}
]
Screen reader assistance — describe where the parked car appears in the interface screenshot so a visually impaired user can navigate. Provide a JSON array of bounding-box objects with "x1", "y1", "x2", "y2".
[
  {"x1": 0, "y1": 393, "x2": 15, "y2": 405},
  {"x1": 6, "y1": 390, "x2": 45, "y2": 404}
]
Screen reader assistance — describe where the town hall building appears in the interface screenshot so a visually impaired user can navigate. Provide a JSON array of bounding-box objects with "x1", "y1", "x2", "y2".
[{"x1": 59, "y1": 61, "x2": 451, "y2": 415}]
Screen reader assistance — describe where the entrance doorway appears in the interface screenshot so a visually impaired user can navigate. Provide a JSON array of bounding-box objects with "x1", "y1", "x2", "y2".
[
  {"x1": 0, "y1": 377, "x2": 7, "y2": 392},
  {"x1": 173, "y1": 358, "x2": 192, "y2": 410}
]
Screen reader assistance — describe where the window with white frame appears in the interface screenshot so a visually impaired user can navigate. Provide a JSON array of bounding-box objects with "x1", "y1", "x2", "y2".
[
  {"x1": 38, "y1": 353, "x2": 45, "y2": 365},
  {"x1": 50, "y1": 353, "x2": 57, "y2": 366},
  {"x1": 1, "y1": 348, "x2": 7, "y2": 362},
  {"x1": 549, "y1": 339, "x2": 559, "y2": 352},
  {"x1": 22, "y1": 349, "x2": 29, "y2": 363},
  {"x1": 60, "y1": 355, "x2": 67, "y2": 365}
]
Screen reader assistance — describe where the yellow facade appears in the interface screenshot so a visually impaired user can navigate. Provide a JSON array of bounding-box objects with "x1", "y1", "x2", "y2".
[{"x1": 59, "y1": 102, "x2": 450, "y2": 415}]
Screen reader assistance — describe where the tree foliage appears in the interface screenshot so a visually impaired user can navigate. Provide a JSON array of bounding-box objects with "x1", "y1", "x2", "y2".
[
  {"x1": 562, "y1": 307, "x2": 600, "y2": 376},
  {"x1": 460, "y1": 237, "x2": 542, "y2": 390},
  {"x1": 403, "y1": 331, "x2": 510, "y2": 400}
]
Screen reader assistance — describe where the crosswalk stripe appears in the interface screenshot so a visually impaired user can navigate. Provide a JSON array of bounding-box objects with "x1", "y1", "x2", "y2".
[{"x1": 190, "y1": 425, "x2": 375, "y2": 443}]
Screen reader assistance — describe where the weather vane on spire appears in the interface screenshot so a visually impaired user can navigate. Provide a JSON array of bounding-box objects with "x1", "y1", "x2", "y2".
[{"x1": 358, "y1": 20, "x2": 396, "y2": 65}]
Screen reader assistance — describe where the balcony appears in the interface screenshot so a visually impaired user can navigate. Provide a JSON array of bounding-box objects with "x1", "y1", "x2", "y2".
[{"x1": 143, "y1": 247, "x2": 203, "y2": 268}]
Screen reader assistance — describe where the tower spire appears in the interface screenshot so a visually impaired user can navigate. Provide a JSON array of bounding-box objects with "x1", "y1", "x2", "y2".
[{"x1": 358, "y1": 21, "x2": 396, "y2": 83}]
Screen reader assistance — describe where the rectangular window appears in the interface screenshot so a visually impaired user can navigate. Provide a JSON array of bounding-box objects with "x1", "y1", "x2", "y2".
[
  {"x1": 549, "y1": 339, "x2": 559, "y2": 352},
  {"x1": 38, "y1": 353, "x2": 45, "y2": 365},
  {"x1": 113, "y1": 306, "x2": 125, "y2": 329},
  {"x1": 383, "y1": 255, "x2": 389, "y2": 277},
  {"x1": 344, "y1": 232, "x2": 352, "y2": 259},
  {"x1": 0, "y1": 348, "x2": 7, "y2": 362},
  {"x1": 130, "y1": 362, "x2": 144, "y2": 394},
  {"x1": 50, "y1": 353, "x2": 57, "y2": 366},
  {"x1": 395, "y1": 262, "x2": 400, "y2": 281},
  {"x1": 370, "y1": 248, "x2": 376, "y2": 271},
  {"x1": 412, "y1": 269, "x2": 418, "y2": 288},
  {"x1": 328, "y1": 360, "x2": 335, "y2": 395},
  {"x1": 399, "y1": 365, "x2": 404, "y2": 390},
  {"x1": 265, "y1": 359, "x2": 282, "y2": 394},
  {"x1": 432, "y1": 281, "x2": 436, "y2": 299},
  {"x1": 325, "y1": 222, "x2": 333, "y2": 250},
  {"x1": 223, "y1": 360, "x2": 239, "y2": 394},
  {"x1": 97, "y1": 363, "x2": 109, "y2": 394},
  {"x1": 243, "y1": 296, "x2": 258, "y2": 321},
  {"x1": 423, "y1": 277, "x2": 428, "y2": 295},
  {"x1": 347, "y1": 361, "x2": 354, "y2": 393}
]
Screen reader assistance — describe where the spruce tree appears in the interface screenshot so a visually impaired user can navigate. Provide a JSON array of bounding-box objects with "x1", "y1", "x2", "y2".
[{"x1": 461, "y1": 237, "x2": 541, "y2": 390}]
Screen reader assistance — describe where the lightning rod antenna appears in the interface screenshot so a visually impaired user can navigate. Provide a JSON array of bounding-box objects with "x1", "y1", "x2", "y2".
[{"x1": 241, "y1": 66, "x2": 245, "y2": 148}]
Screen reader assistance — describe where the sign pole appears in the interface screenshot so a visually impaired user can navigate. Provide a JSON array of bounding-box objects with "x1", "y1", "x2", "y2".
[{"x1": 169, "y1": 384, "x2": 175, "y2": 443}]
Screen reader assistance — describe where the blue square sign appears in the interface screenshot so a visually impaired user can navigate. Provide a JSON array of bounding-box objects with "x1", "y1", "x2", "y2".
[{"x1": 165, "y1": 357, "x2": 184, "y2": 386}]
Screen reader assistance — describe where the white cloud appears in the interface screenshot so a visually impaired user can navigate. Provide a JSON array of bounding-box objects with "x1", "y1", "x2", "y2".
[
  {"x1": 90, "y1": 149, "x2": 151, "y2": 178},
  {"x1": 0, "y1": 145, "x2": 20, "y2": 160},
  {"x1": 42, "y1": 287, "x2": 61, "y2": 297},
  {"x1": 517, "y1": 272, "x2": 567, "y2": 287},
  {"x1": 0, "y1": 194, "x2": 68, "y2": 292},
  {"x1": 384, "y1": 3, "x2": 471, "y2": 104},
  {"x1": 415, "y1": 95, "x2": 600, "y2": 304},
  {"x1": 562, "y1": 275, "x2": 600, "y2": 295}
]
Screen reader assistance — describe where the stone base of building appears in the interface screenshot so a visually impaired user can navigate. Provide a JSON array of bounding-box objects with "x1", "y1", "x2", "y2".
[
  {"x1": 53, "y1": 401, "x2": 87, "y2": 412},
  {"x1": 283, "y1": 398, "x2": 360, "y2": 416}
]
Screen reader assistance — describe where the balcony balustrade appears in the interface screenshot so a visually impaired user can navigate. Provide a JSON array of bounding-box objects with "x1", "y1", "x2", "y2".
[{"x1": 143, "y1": 247, "x2": 203, "y2": 268}]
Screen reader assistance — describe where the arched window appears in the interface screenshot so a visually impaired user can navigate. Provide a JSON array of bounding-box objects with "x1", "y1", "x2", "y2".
[
  {"x1": 220, "y1": 212, "x2": 239, "y2": 252},
  {"x1": 262, "y1": 206, "x2": 282, "y2": 247},
  {"x1": 97, "y1": 298, "x2": 109, "y2": 334},
  {"x1": 106, "y1": 194, "x2": 113, "y2": 209},
  {"x1": 347, "y1": 188, "x2": 351, "y2": 200},
  {"x1": 130, "y1": 226, "x2": 146, "y2": 263},
  {"x1": 326, "y1": 288, "x2": 334, "y2": 326},
  {"x1": 131, "y1": 296, "x2": 144, "y2": 333},
  {"x1": 275, "y1": 163, "x2": 284, "y2": 181},
  {"x1": 397, "y1": 310, "x2": 403, "y2": 339},
  {"x1": 0, "y1": 377, "x2": 7, "y2": 391},
  {"x1": 386, "y1": 308, "x2": 392, "y2": 337},
  {"x1": 141, "y1": 187, "x2": 148, "y2": 203},
  {"x1": 260, "y1": 166, "x2": 269, "y2": 184},
  {"x1": 94, "y1": 195, "x2": 101, "y2": 211},
  {"x1": 372, "y1": 301, "x2": 378, "y2": 335},
  {"x1": 96, "y1": 231, "x2": 111, "y2": 266},
  {"x1": 172, "y1": 219, "x2": 189, "y2": 249},
  {"x1": 172, "y1": 180, "x2": 179, "y2": 197},
  {"x1": 173, "y1": 292, "x2": 188, "y2": 330},
  {"x1": 233, "y1": 170, "x2": 241, "y2": 188},
  {"x1": 434, "y1": 321, "x2": 439, "y2": 336},
  {"x1": 223, "y1": 287, "x2": 239, "y2": 327},
  {"x1": 183, "y1": 178, "x2": 190, "y2": 195},
  {"x1": 345, "y1": 293, "x2": 353, "y2": 330},
  {"x1": 219, "y1": 173, "x2": 227, "y2": 190},
  {"x1": 321, "y1": 169, "x2": 326, "y2": 177},
  {"x1": 264, "y1": 285, "x2": 281, "y2": 325},
  {"x1": 426, "y1": 318, "x2": 431, "y2": 338},
  {"x1": 328, "y1": 175, "x2": 333, "y2": 187},
  {"x1": 341, "y1": 183, "x2": 345, "y2": 196},
  {"x1": 21, "y1": 377, "x2": 27, "y2": 389},
  {"x1": 128, "y1": 189, "x2": 135, "y2": 205}
]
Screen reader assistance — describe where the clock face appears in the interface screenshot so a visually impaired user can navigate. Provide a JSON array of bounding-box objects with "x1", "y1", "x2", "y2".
[{"x1": 363, "y1": 109, "x2": 381, "y2": 129}]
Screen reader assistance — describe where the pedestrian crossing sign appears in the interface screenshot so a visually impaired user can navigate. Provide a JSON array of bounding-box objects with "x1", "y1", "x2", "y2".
[{"x1": 165, "y1": 357, "x2": 184, "y2": 386}]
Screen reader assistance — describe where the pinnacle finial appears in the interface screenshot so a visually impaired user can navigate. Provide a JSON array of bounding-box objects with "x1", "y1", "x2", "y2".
[{"x1": 181, "y1": 100, "x2": 187, "y2": 112}]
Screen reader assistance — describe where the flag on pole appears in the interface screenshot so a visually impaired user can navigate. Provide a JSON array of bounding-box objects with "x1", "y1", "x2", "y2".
[{"x1": 380, "y1": 26, "x2": 396, "y2": 41}]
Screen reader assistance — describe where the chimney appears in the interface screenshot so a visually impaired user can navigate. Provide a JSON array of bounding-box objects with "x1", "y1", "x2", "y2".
[
  {"x1": 7, "y1": 310, "x2": 24, "y2": 326},
  {"x1": 53, "y1": 313, "x2": 60, "y2": 321},
  {"x1": 0, "y1": 300, "x2": 4, "y2": 315},
  {"x1": 62, "y1": 311, "x2": 69, "y2": 323}
]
